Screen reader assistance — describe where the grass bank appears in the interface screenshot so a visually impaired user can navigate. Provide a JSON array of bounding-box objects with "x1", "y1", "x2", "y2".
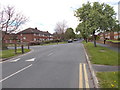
[
  {"x1": 97, "y1": 71, "x2": 119, "y2": 88},
  {"x1": 0, "y1": 49, "x2": 31, "y2": 59},
  {"x1": 82, "y1": 41, "x2": 119, "y2": 66}
]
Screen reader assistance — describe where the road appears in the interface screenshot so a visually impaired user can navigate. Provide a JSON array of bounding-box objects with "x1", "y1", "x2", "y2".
[{"x1": 1, "y1": 41, "x2": 95, "y2": 88}]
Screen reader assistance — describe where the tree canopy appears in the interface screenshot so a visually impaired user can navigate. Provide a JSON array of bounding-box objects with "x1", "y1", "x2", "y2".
[
  {"x1": 65, "y1": 28, "x2": 75, "y2": 39},
  {"x1": 75, "y1": 2, "x2": 117, "y2": 47}
]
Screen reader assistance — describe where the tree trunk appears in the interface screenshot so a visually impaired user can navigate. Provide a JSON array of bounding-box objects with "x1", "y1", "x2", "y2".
[
  {"x1": 104, "y1": 39, "x2": 106, "y2": 44},
  {"x1": 93, "y1": 31, "x2": 97, "y2": 47},
  {"x1": 2, "y1": 40, "x2": 8, "y2": 50},
  {"x1": 14, "y1": 43, "x2": 17, "y2": 54},
  {"x1": 28, "y1": 43, "x2": 30, "y2": 49},
  {"x1": 2, "y1": 32, "x2": 8, "y2": 50},
  {"x1": 21, "y1": 45, "x2": 24, "y2": 54},
  {"x1": 103, "y1": 31, "x2": 106, "y2": 44},
  {"x1": 85, "y1": 38, "x2": 88, "y2": 43}
]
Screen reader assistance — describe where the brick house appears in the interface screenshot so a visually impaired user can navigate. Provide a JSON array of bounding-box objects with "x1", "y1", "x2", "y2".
[
  {"x1": 98, "y1": 31, "x2": 120, "y2": 40},
  {"x1": 1, "y1": 31, "x2": 16, "y2": 43},
  {"x1": 3, "y1": 27, "x2": 56, "y2": 44}
]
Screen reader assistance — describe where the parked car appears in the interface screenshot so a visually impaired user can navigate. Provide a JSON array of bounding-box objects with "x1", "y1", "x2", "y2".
[
  {"x1": 68, "y1": 39, "x2": 73, "y2": 43},
  {"x1": 74, "y1": 39, "x2": 78, "y2": 41}
]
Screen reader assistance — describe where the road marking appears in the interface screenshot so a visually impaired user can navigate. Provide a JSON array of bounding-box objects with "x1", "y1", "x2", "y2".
[
  {"x1": 26, "y1": 58, "x2": 35, "y2": 62},
  {"x1": 48, "y1": 53, "x2": 53, "y2": 56},
  {"x1": 83, "y1": 64, "x2": 89, "y2": 88},
  {"x1": 0, "y1": 64, "x2": 32, "y2": 82},
  {"x1": 9, "y1": 58, "x2": 20, "y2": 62},
  {"x1": 79, "y1": 63, "x2": 83, "y2": 88}
]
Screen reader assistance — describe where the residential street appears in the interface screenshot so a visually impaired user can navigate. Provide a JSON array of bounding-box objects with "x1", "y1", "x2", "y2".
[{"x1": 1, "y1": 41, "x2": 95, "y2": 88}]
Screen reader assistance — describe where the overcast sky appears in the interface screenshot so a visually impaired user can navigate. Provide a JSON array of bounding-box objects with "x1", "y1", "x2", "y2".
[{"x1": 0, "y1": 0, "x2": 119, "y2": 33}]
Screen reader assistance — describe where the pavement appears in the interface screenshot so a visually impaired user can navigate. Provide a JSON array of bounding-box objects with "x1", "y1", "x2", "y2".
[
  {"x1": 95, "y1": 42, "x2": 119, "y2": 52},
  {"x1": 92, "y1": 64, "x2": 120, "y2": 72},
  {"x1": 1, "y1": 41, "x2": 96, "y2": 88}
]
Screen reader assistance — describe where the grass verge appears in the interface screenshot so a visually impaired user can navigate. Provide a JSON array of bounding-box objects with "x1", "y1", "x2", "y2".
[
  {"x1": 0, "y1": 49, "x2": 31, "y2": 59},
  {"x1": 82, "y1": 41, "x2": 120, "y2": 66},
  {"x1": 106, "y1": 40, "x2": 120, "y2": 43},
  {"x1": 97, "y1": 71, "x2": 119, "y2": 88}
]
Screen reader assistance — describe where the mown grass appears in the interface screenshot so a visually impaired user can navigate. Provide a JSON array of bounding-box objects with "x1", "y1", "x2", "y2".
[
  {"x1": 0, "y1": 49, "x2": 31, "y2": 58},
  {"x1": 106, "y1": 40, "x2": 120, "y2": 43},
  {"x1": 82, "y1": 41, "x2": 120, "y2": 66},
  {"x1": 97, "y1": 71, "x2": 119, "y2": 88}
]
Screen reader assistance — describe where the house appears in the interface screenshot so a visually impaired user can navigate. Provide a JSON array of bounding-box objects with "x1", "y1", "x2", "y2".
[
  {"x1": 98, "y1": 31, "x2": 120, "y2": 40},
  {"x1": 3, "y1": 27, "x2": 57, "y2": 44}
]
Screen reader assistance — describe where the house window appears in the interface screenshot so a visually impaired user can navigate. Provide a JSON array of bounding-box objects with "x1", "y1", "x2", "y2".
[
  {"x1": 34, "y1": 34, "x2": 36, "y2": 36},
  {"x1": 114, "y1": 32, "x2": 117, "y2": 34},
  {"x1": 34, "y1": 38, "x2": 36, "y2": 41},
  {"x1": 23, "y1": 37, "x2": 26, "y2": 40},
  {"x1": 114, "y1": 36, "x2": 118, "y2": 39},
  {"x1": 10, "y1": 40, "x2": 12, "y2": 43}
]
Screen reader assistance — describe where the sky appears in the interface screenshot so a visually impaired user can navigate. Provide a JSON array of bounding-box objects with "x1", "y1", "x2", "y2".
[{"x1": 0, "y1": 0, "x2": 119, "y2": 34}]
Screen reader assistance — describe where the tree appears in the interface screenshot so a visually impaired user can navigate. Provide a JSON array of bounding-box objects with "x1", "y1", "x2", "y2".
[
  {"x1": 76, "y1": 21, "x2": 91, "y2": 43},
  {"x1": 0, "y1": 5, "x2": 28, "y2": 39},
  {"x1": 65, "y1": 28, "x2": 75, "y2": 39},
  {"x1": 75, "y1": 33, "x2": 82, "y2": 39},
  {"x1": 75, "y1": 2, "x2": 116, "y2": 47},
  {"x1": 0, "y1": 5, "x2": 28, "y2": 50},
  {"x1": 54, "y1": 20, "x2": 67, "y2": 40}
]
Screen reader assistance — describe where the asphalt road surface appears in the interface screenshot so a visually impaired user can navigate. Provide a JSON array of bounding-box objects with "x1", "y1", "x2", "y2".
[{"x1": 1, "y1": 41, "x2": 94, "y2": 88}]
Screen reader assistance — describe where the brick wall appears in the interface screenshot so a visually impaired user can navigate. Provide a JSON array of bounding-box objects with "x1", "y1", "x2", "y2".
[{"x1": 99, "y1": 31, "x2": 120, "y2": 40}]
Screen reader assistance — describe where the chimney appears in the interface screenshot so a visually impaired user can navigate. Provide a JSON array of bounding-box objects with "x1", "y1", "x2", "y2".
[{"x1": 35, "y1": 27, "x2": 37, "y2": 30}]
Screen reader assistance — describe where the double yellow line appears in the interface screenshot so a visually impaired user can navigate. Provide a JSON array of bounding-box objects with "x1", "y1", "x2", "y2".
[{"x1": 79, "y1": 63, "x2": 89, "y2": 88}]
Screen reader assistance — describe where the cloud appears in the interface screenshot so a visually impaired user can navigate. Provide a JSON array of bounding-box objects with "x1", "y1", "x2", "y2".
[{"x1": 0, "y1": 0, "x2": 119, "y2": 33}]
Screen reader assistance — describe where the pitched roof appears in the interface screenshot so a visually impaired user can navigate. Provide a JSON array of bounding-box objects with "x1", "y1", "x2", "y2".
[
  {"x1": 42, "y1": 31, "x2": 51, "y2": 35},
  {"x1": 18, "y1": 28, "x2": 41, "y2": 34},
  {"x1": 18, "y1": 28, "x2": 52, "y2": 36}
]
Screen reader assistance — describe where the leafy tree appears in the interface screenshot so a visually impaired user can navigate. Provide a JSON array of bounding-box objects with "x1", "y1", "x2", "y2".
[
  {"x1": 75, "y1": 33, "x2": 82, "y2": 39},
  {"x1": 75, "y1": 2, "x2": 116, "y2": 47},
  {"x1": 76, "y1": 21, "x2": 91, "y2": 43},
  {"x1": 65, "y1": 28, "x2": 75, "y2": 39}
]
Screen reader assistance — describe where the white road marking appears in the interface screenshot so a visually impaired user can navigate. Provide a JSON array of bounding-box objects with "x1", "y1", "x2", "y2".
[
  {"x1": 26, "y1": 58, "x2": 35, "y2": 62},
  {"x1": 0, "y1": 64, "x2": 32, "y2": 82},
  {"x1": 9, "y1": 58, "x2": 20, "y2": 62},
  {"x1": 48, "y1": 53, "x2": 53, "y2": 56}
]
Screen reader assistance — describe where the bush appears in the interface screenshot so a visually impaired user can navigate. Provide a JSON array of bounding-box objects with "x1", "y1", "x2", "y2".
[
  {"x1": 42, "y1": 39, "x2": 61, "y2": 44},
  {"x1": 118, "y1": 38, "x2": 120, "y2": 40}
]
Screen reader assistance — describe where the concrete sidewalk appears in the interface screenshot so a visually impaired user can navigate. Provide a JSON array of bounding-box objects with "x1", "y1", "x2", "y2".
[
  {"x1": 95, "y1": 42, "x2": 119, "y2": 52},
  {"x1": 92, "y1": 64, "x2": 120, "y2": 72}
]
